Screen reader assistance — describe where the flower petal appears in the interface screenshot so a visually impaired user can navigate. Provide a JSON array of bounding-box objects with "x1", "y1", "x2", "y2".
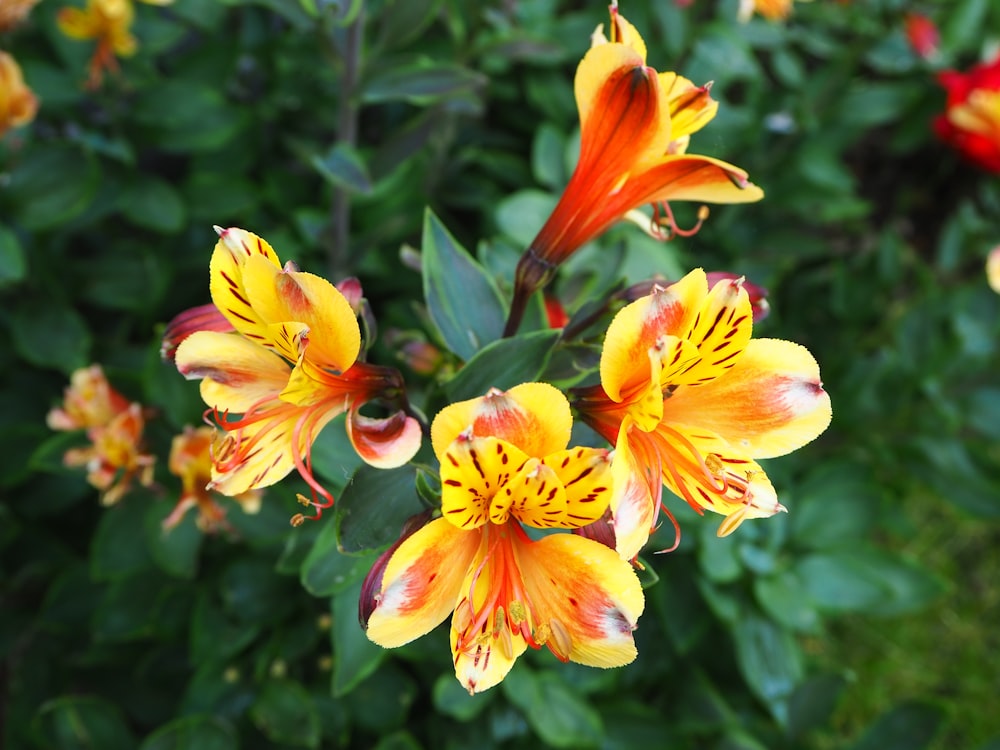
[
  {"x1": 366, "y1": 518, "x2": 480, "y2": 648},
  {"x1": 536, "y1": 447, "x2": 614, "y2": 527},
  {"x1": 661, "y1": 72, "x2": 718, "y2": 140},
  {"x1": 638, "y1": 154, "x2": 765, "y2": 205},
  {"x1": 175, "y1": 330, "x2": 290, "y2": 413},
  {"x1": 161, "y1": 303, "x2": 234, "y2": 362},
  {"x1": 431, "y1": 383, "x2": 572, "y2": 460},
  {"x1": 664, "y1": 338, "x2": 832, "y2": 459},
  {"x1": 346, "y1": 409, "x2": 422, "y2": 469},
  {"x1": 440, "y1": 436, "x2": 530, "y2": 530},
  {"x1": 600, "y1": 269, "x2": 707, "y2": 402},
  {"x1": 609, "y1": 420, "x2": 660, "y2": 560},
  {"x1": 519, "y1": 533, "x2": 644, "y2": 668}
]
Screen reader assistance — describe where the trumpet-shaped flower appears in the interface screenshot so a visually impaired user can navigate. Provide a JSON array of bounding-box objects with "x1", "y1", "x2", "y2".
[
  {"x1": 163, "y1": 426, "x2": 261, "y2": 533},
  {"x1": 574, "y1": 269, "x2": 831, "y2": 560},
  {"x1": 364, "y1": 383, "x2": 644, "y2": 694},
  {"x1": 0, "y1": 52, "x2": 38, "y2": 137},
  {"x1": 173, "y1": 227, "x2": 421, "y2": 516},
  {"x1": 505, "y1": 7, "x2": 763, "y2": 335},
  {"x1": 57, "y1": 0, "x2": 172, "y2": 86}
]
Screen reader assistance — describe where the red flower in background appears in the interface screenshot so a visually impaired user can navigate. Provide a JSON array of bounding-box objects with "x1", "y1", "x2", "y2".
[
  {"x1": 904, "y1": 13, "x2": 939, "y2": 60},
  {"x1": 934, "y1": 55, "x2": 1000, "y2": 173}
]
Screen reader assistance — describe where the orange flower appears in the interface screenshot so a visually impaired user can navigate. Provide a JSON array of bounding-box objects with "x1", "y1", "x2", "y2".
[
  {"x1": 737, "y1": 0, "x2": 799, "y2": 22},
  {"x1": 0, "y1": 51, "x2": 38, "y2": 137},
  {"x1": 575, "y1": 270, "x2": 831, "y2": 559},
  {"x1": 173, "y1": 228, "x2": 421, "y2": 518},
  {"x1": 47, "y1": 364, "x2": 131, "y2": 431},
  {"x1": 365, "y1": 384, "x2": 644, "y2": 694},
  {"x1": 163, "y1": 426, "x2": 261, "y2": 533},
  {"x1": 505, "y1": 7, "x2": 762, "y2": 335}
]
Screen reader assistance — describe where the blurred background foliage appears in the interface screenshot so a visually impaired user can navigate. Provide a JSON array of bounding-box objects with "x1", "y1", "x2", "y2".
[{"x1": 2, "y1": 0, "x2": 1000, "y2": 748}]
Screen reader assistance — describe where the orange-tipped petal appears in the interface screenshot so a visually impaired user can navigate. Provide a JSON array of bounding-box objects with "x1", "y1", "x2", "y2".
[
  {"x1": 519, "y1": 533, "x2": 644, "y2": 668},
  {"x1": 664, "y1": 338, "x2": 832, "y2": 459},
  {"x1": 175, "y1": 330, "x2": 291, "y2": 413},
  {"x1": 346, "y1": 409, "x2": 422, "y2": 469},
  {"x1": 431, "y1": 383, "x2": 572, "y2": 460},
  {"x1": 661, "y1": 73, "x2": 719, "y2": 140},
  {"x1": 640, "y1": 155, "x2": 765, "y2": 205},
  {"x1": 366, "y1": 518, "x2": 480, "y2": 648}
]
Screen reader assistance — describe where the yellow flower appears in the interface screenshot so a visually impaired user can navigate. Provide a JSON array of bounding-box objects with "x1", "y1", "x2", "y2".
[
  {"x1": 575, "y1": 270, "x2": 832, "y2": 559},
  {"x1": 173, "y1": 228, "x2": 421, "y2": 516},
  {"x1": 57, "y1": 0, "x2": 172, "y2": 86},
  {"x1": 62, "y1": 403, "x2": 157, "y2": 505},
  {"x1": 365, "y1": 383, "x2": 644, "y2": 695},
  {"x1": 0, "y1": 51, "x2": 38, "y2": 137},
  {"x1": 506, "y1": 6, "x2": 763, "y2": 334},
  {"x1": 737, "y1": 0, "x2": 808, "y2": 23},
  {"x1": 0, "y1": 0, "x2": 41, "y2": 32},
  {"x1": 47, "y1": 364, "x2": 131, "y2": 431},
  {"x1": 163, "y1": 425, "x2": 261, "y2": 533}
]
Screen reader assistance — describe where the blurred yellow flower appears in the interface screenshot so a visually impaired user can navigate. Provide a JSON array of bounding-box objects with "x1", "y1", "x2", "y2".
[
  {"x1": 57, "y1": 0, "x2": 173, "y2": 86},
  {"x1": 164, "y1": 426, "x2": 262, "y2": 533},
  {"x1": 0, "y1": 0, "x2": 41, "y2": 31},
  {"x1": 738, "y1": 0, "x2": 808, "y2": 22},
  {"x1": 0, "y1": 51, "x2": 38, "y2": 137},
  {"x1": 987, "y1": 246, "x2": 1000, "y2": 294}
]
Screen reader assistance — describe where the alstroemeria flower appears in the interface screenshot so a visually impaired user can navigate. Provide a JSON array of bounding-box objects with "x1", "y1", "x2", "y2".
[
  {"x1": 57, "y1": 0, "x2": 172, "y2": 86},
  {"x1": 47, "y1": 364, "x2": 131, "y2": 431},
  {"x1": 163, "y1": 425, "x2": 262, "y2": 533},
  {"x1": 935, "y1": 55, "x2": 1000, "y2": 174},
  {"x1": 173, "y1": 228, "x2": 421, "y2": 514},
  {"x1": 365, "y1": 383, "x2": 644, "y2": 695},
  {"x1": 574, "y1": 269, "x2": 831, "y2": 560},
  {"x1": 505, "y1": 7, "x2": 762, "y2": 335},
  {"x1": 0, "y1": 51, "x2": 38, "y2": 137},
  {"x1": 63, "y1": 403, "x2": 156, "y2": 505}
]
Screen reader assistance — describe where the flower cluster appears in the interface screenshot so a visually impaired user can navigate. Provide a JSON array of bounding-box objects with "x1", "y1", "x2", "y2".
[
  {"x1": 935, "y1": 54, "x2": 1000, "y2": 174},
  {"x1": 154, "y1": 6, "x2": 833, "y2": 694},
  {"x1": 47, "y1": 365, "x2": 156, "y2": 506}
]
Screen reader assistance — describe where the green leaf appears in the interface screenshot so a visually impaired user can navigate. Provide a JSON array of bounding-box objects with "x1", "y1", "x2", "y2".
[
  {"x1": 331, "y1": 578, "x2": 387, "y2": 696},
  {"x1": 139, "y1": 715, "x2": 238, "y2": 750},
  {"x1": 786, "y1": 674, "x2": 846, "y2": 742},
  {"x1": 92, "y1": 572, "x2": 169, "y2": 642},
  {"x1": 362, "y1": 63, "x2": 485, "y2": 105},
  {"x1": 145, "y1": 501, "x2": 204, "y2": 579},
  {"x1": 190, "y1": 593, "x2": 261, "y2": 665},
  {"x1": 797, "y1": 552, "x2": 885, "y2": 612},
  {"x1": 91, "y1": 498, "x2": 155, "y2": 581},
  {"x1": 495, "y1": 189, "x2": 559, "y2": 248},
  {"x1": 34, "y1": 696, "x2": 134, "y2": 750},
  {"x1": 849, "y1": 701, "x2": 944, "y2": 750},
  {"x1": 733, "y1": 612, "x2": 803, "y2": 726},
  {"x1": 310, "y1": 142, "x2": 372, "y2": 194},
  {"x1": 503, "y1": 669, "x2": 603, "y2": 748},
  {"x1": 421, "y1": 209, "x2": 507, "y2": 360},
  {"x1": 371, "y1": 731, "x2": 423, "y2": 750},
  {"x1": 7, "y1": 144, "x2": 99, "y2": 230},
  {"x1": 300, "y1": 520, "x2": 377, "y2": 597},
  {"x1": 432, "y1": 673, "x2": 493, "y2": 721},
  {"x1": 791, "y1": 463, "x2": 877, "y2": 549},
  {"x1": 219, "y1": 559, "x2": 292, "y2": 625},
  {"x1": 531, "y1": 124, "x2": 567, "y2": 190},
  {"x1": 132, "y1": 81, "x2": 249, "y2": 153},
  {"x1": 121, "y1": 177, "x2": 186, "y2": 234},
  {"x1": 250, "y1": 679, "x2": 321, "y2": 748},
  {"x1": 335, "y1": 465, "x2": 422, "y2": 554},
  {"x1": 443, "y1": 330, "x2": 560, "y2": 402},
  {"x1": 753, "y1": 569, "x2": 820, "y2": 633},
  {"x1": 0, "y1": 226, "x2": 26, "y2": 287},
  {"x1": 941, "y1": 0, "x2": 990, "y2": 53},
  {"x1": 10, "y1": 300, "x2": 91, "y2": 373}
]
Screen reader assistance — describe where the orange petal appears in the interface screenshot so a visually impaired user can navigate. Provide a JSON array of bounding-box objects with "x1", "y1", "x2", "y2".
[
  {"x1": 431, "y1": 383, "x2": 572, "y2": 460},
  {"x1": 346, "y1": 409, "x2": 422, "y2": 469},
  {"x1": 600, "y1": 269, "x2": 707, "y2": 402},
  {"x1": 664, "y1": 338, "x2": 832, "y2": 459},
  {"x1": 519, "y1": 533, "x2": 644, "y2": 668},
  {"x1": 638, "y1": 155, "x2": 765, "y2": 205},
  {"x1": 366, "y1": 518, "x2": 481, "y2": 648},
  {"x1": 175, "y1": 330, "x2": 290, "y2": 413}
]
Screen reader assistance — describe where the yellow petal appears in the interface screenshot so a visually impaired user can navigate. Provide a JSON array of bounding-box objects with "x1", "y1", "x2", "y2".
[
  {"x1": 440, "y1": 436, "x2": 530, "y2": 530},
  {"x1": 607, "y1": 8, "x2": 647, "y2": 61},
  {"x1": 175, "y1": 330, "x2": 290, "y2": 413},
  {"x1": 366, "y1": 518, "x2": 481, "y2": 648},
  {"x1": 346, "y1": 410, "x2": 422, "y2": 469},
  {"x1": 431, "y1": 383, "x2": 572, "y2": 460},
  {"x1": 609, "y1": 420, "x2": 659, "y2": 560},
  {"x1": 241, "y1": 259, "x2": 361, "y2": 373},
  {"x1": 660, "y1": 72, "x2": 719, "y2": 140},
  {"x1": 209, "y1": 402, "x2": 306, "y2": 495},
  {"x1": 536, "y1": 447, "x2": 614, "y2": 527},
  {"x1": 600, "y1": 269, "x2": 707, "y2": 402},
  {"x1": 664, "y1": 338, "x2": 832, "y2": 459},
  {"x1": 519, "y1": 533, "x2": 644, "y2": 668},
  {"x1": 56, "y1": 7, "x2": 99, "y2": 39}
]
